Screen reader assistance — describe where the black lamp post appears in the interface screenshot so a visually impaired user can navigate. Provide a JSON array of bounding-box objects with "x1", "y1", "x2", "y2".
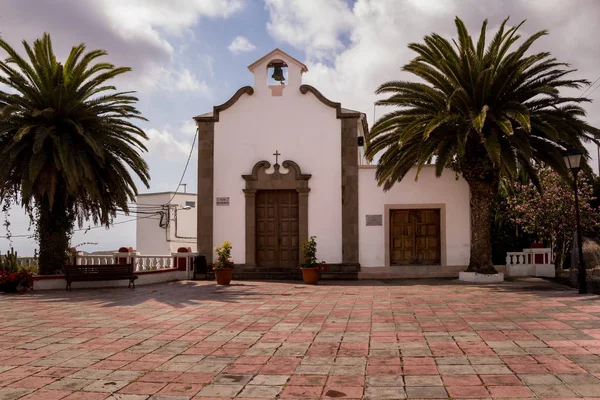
[{"x1": 564, "y1": 148, "x2": 587, "y2": 294}]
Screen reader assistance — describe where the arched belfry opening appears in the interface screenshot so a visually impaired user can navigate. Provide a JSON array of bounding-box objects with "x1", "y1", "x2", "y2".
[
  {"x1": 247, "y1": 48, "x2": 308, "y2": 96},
  {"x1": 267, "y1": 60, "x2": 287, "y2": 86}
]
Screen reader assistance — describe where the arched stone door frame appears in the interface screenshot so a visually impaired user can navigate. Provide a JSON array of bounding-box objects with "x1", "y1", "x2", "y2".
[{"x1": 242, "y1": 160, "x2": 311, "y2": 266}]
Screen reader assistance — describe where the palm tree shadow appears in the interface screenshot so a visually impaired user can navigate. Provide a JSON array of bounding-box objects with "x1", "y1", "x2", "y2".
[{"x1": 18, "y1": 280, "x2": 302, "y2": 308}]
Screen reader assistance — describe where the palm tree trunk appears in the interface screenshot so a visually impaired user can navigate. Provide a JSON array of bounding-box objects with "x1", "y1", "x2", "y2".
[
  {"x1": 466, "y1": 179, "x2": 499, "y2": 274},
  {"x1": 37, "y1": 195, "x2": 73, "y2": 275}
]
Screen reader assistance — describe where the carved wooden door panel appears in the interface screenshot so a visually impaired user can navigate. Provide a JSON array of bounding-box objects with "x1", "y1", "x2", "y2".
[
  {"x1": 414, "y1": 209, "x2": 441, "y2": 265},
  {"x1": 256, "y1": 190, "x2": 299, "y2": 268},
  {"x1": 277, "y1": 190, "x2": 299, "y2": 268},
  {"x1": 390, "y1": 209, "x2": 440, "y2": 265}
]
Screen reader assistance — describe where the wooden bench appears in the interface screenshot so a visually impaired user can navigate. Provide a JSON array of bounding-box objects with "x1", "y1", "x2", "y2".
[{"x1": 64, "y1": 264, "x2": 137, "y2": 291}]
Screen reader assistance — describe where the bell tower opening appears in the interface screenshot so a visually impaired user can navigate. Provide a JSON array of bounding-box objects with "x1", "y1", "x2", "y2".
[
  {"x1": 268, "y1": 60, "x2": 287, "y2": 85},
  {"x1": 267, "y1": 60, "x2": 287, "y2": 96},
  {"x1": 248, "y1": 49, "x2": 308, "y2": 96}
]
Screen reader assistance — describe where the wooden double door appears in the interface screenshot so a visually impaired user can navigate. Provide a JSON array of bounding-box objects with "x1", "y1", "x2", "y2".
[
  {"x1": 256, "y1": 190, "x2": 299, "y2": 268},
  {"x1": 390, "y1": 209, "x2": 441, "y2": 266}
]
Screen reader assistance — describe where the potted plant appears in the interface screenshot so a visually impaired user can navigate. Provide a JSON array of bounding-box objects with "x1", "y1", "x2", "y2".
[
  {"x1": 300, "y1": 236, "x2": 328, "y2": 285},
  {"x1": 0, "y1": 249, "x2": 34, "y2": 293},
  {"x1": 213, "y1": 241, "x2": 235, "y2": 285}
]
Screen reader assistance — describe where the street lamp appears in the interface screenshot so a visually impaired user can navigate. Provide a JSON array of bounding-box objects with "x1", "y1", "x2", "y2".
[{"x1": 564, "y1": 147, "x2": 587, "y2": 294}]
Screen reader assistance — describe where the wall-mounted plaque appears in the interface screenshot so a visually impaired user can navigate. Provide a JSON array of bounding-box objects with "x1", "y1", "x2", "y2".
[
  {"x1": 366, "y1": 214, "x2": 382, "y2": 226},
  {"x1": 216, "y1": 197, "x2": 230, "y2": 206}
]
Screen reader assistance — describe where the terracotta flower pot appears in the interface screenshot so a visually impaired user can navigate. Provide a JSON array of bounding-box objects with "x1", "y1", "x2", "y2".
[
  {"x1": 214, "y1": 268, "x2": 234, "y2": 285},
  {"x1": 301, "y1": 267, "x2": 319, "y2": 285}
]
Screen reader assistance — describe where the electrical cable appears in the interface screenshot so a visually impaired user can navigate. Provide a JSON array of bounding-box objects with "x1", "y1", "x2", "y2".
[
  {"x1": 1, "y1": 214, "x2": 159, "y2": 239},
  {"x1": 165, "y1": 128, "x2": 198, "y2": 205}
]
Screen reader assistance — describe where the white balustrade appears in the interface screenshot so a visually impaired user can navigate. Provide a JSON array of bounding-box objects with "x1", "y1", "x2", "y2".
[
  {"x1": 505, "y1": 248, "x2": 555, "y2": 277},
  {"x1": 17, "y1": 251, "x2": 198, "y2": 276},
  {"x1": 16, "y1": 257, "x2": 37, "y2": 268}
]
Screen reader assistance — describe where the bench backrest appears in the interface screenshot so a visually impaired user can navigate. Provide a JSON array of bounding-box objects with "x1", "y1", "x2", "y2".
[{"x1": 64, "y1": 263, "x2": 135, "y2": 278}]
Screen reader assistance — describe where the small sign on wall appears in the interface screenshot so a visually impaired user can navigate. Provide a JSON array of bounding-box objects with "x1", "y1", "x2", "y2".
[
  {"x1": 366, "y1": 214, "x2": 382, "y2": 226},
  {"x1": 216, "y1": 197, "x2": 230, "y2": 206}
]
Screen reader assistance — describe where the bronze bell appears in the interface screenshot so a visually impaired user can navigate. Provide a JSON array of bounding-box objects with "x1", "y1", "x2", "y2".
[{"x1": 271, "y1": 66, "x2": 285, "y2": 83}]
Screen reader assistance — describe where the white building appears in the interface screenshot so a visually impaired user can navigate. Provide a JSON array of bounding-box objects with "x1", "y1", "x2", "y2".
[
  {"x1": 135, "y1": 192, "x2": 197, "y2": 255},
  {"x1": 191, "y1": 49, "x2": 471, "y2": 279}
]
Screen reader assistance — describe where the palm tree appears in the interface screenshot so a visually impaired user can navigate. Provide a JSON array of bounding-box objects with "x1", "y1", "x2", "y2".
[
  {"x1": 0, "y1": 33, "x2": 150, "y2": 274},
  {"x1": 366, "y1": 17, "x2": 600, "y2": 274}
]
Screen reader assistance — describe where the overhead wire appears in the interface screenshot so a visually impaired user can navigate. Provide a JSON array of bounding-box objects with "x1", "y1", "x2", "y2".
[{"x1": 165, "y1": 128, "x2": 198, "y2": 205}]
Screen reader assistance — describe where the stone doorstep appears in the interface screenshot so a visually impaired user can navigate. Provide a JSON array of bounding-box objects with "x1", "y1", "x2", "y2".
[{"x1": 459, "y1": 271, "x2": 505, "y2": 283}]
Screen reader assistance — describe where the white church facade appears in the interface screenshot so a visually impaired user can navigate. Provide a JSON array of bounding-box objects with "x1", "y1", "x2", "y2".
[{"x1": 194, "y1": 49, "x2": 471, "y2": 279}]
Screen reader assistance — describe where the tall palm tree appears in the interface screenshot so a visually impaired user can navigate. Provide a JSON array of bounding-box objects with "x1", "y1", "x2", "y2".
[
  {"x1": 0, "y1": 33, "x2": 150, "y2": 274},
  {"x1": 366, "y1": 17, "x2": 600, "y2": 274}
]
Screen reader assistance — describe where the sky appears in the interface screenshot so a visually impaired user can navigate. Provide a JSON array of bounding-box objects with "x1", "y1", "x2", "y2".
[{"x1": 1, "y1": 0, "x2": 600, "y2": 255}]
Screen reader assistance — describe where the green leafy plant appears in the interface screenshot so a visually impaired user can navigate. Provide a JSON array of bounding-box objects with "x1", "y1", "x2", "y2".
[
  {"x1": 0, "y1": 33, "x2": 150, "y2": 275},
  {"x1": 213, "y1": 241, "x2": 234, "y2": 269},
  {"x1": 0, "y1": 248, "x2": 19, "y2": 273},
  {"x1": 301, "y1": 236, "x2": 328, "y2": 271},
  {"x1": 366, "y1": 17, "x2": 600, "y2": 274},
  {"x1": 0, "y1": 248, "x2": 34, "y2": 292}
]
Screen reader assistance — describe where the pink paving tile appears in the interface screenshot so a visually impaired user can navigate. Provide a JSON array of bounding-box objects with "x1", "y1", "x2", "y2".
[
  {"x1": 118, "y1": 381, "x2": 166, "y2": 395},
  {"x1": 121, "y1": 361, "x2": 163, "y2": 371},
  {"x1": 35, "y1": 367, "x2": 80, "y2": 378},
  {"x1": 288, "y1": 375, "x2": 327, "y2": 386},
  {"x1": 368, "y1": 357, "x2": 400, "y2": 365},
  {"x1": 8, "y1": 376, "x2": 56, "y2": 389},
  {"x1": 138, "y1": 371, "x2": 181, "y2": 382},
  {"x1": 480, "y1": 374, "x2": 523, "y2": 386},
  {"x1": 402, "y1": 357, "x2": 435, "y2": 365},
  {"x1": 224, "y1": 363, "x2": 263, "y2": 374},
  {"x1": 89, "y1": 360, "x2": 130, "y2": 370},
  {"x1": 403, "y1": 365, "x2": 438, "y2": 375},
  {"x1": 488, "y1": 385, "x2": 534, "y2": 398},
  {"x1": 509, "y1": 363, "x2": 549, "y2": 373},
  {"x1": 545, "y1": 362, "x2": 588, "y2": 374},
  {"x1": 234, "y1": 356, "x2": 270, "y2": 365},
  {"x1": 366, "y1": 365, "x2": 403, "y2": 375},
  {"x1": 323, "y1": 386, "x2": 364, "y2": 398},
  {"x1": 20, "y1": 390, "x2": 72, "y2": 400},
  {"x1": 442, "y1": 375, "x2": 482, "y2": 386},
  {"x1": 326, "y1": 375, "x2": 365, "y2": 386},
  {"x1": 446, "y1": 385, "x2": 490, "y2": 398},
  {"x1": 158, "y1": 382, "x2": 203, "y2": 396},
  {"x1": 280, "y1": 385, "x2": 324, "y2": 398},
  {"x1": 173, "y1": 372, "x2": 216, "y2": 384},
  {"x1": 62, "y1": 393, "x2": 108, "y2": 400}
]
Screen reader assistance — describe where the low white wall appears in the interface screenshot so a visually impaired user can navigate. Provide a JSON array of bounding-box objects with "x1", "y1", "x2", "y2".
[
  {"x1": 358, "y1": 165, "x2": 471, "y2": 270},
  {"x1": 33, "y1": 269, "x2": 182, "y2": 290}
]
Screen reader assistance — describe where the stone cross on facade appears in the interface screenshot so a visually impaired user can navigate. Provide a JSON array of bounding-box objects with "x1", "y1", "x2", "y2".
[{"x1": 273, "y1": 150, "x2": 281, "y2": 165}]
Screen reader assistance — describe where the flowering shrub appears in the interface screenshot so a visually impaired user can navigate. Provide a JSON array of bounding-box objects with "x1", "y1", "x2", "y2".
[
  {"x1": 0, "y1": 270, "x2": 34, "y2": 292},
  {"x1": 301, "y1": 236, "x2": 328, "y2": 271},
  {"x1": 213, "y1": 241, "x2": 234, "y2": 270},
  {"x1": 505, "y1": 169, "x2": 600, "y2": 269}
]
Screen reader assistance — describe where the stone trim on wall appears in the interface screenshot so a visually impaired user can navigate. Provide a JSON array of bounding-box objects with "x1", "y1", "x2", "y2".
[
  {"x1": 299, "y1": 84, "x2": 362, "y2": 265},
  {"x1": 196, "y1": 121, "x2": 215, "y2": 263},
  {"x1": 341, "y1": 119, "x2": 360, "y2": 264},
  {"x1": 194, "y1": 86, "x2": 254, "y2": 122},
  {"x1": 242, "y1": 160, "x2": 311, "y2": 266},
  {"x1": 384, "y1": 204, "x2": 447, "y2": 268}
]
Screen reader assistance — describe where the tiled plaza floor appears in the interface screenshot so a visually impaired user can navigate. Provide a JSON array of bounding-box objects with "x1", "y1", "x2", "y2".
[{"x1": 1, "y1": 278, "x2": 600, "y2": 400}]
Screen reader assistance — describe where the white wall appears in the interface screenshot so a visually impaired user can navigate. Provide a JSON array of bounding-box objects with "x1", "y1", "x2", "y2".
[
  {"x1": 136, "y1": 193, "x2": 197, "y2": 254},
  {"x1": 213, "y1": 61, "x2": 342, "y2": 264},
  {"x1": 358, "y1": 165, "x2": 470, "y2": 268}
]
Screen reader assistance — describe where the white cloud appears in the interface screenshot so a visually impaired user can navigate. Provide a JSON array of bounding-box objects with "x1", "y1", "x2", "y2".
[
  {"x1": 228, "y1": 36, "x2": 257, "y2": 54},
  {"x1": 180, "y1": 120, "x2": 198, "y2": 137},
  {"x1": 265, "y1": 0, "x2": 354, "y2": 61},
  {"x1": 266, "y1": 0, "x2": 600, "y2": 152},
  {"x1": 145, "y1": 128, "x2": 193, "y2": 159},
  {"x1": 136, "y1": 65, "x2": 211, "y2": 94}
]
